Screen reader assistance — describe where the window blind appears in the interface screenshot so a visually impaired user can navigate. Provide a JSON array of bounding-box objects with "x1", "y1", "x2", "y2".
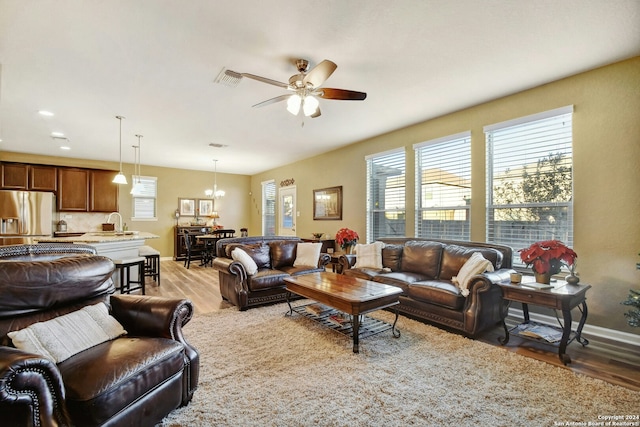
[
  {"x1": 366, "y1": 148, "x2": 405, "y2": 242},
  {"x1": 414, "y1": 131, "x2": 471, "y2": 240},
  {"x1": 485, "y1": 107, "x2": 573, "y2": 267},
  {"x1": 131, "y1": 176, "x2": 157, "y2": 220},
  {"x1": 262, "y1": 180, "x2": 276, "y2": 236}
]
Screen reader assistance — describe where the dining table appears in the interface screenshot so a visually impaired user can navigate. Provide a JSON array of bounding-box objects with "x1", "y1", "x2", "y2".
[{"x1": 196, "y1": 230, "x2": 235, "y2": 267}]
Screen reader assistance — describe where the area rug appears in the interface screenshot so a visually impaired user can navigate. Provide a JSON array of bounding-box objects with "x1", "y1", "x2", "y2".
[{"x1": 161, "y1": 303, "x2": 639, "y2": 427}]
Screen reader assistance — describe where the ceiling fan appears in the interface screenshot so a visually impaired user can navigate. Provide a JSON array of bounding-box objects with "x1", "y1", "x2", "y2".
[{"x1": 226, "y1": 59, "x2": 367, "y2": 118}]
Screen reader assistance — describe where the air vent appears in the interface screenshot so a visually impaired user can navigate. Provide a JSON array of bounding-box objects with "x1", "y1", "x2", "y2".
[
  {"x1": 209, "y1": 143, "x2": 228, "y2": 148},
  {"x1": 214, "y1": 67, "x2": 242, "y2": 87}
]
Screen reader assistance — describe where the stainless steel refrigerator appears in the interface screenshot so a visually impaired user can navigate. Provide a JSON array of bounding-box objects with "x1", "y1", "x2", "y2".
[{"x1": 0, "y1": 190, "x2": 54, "y2": 245}]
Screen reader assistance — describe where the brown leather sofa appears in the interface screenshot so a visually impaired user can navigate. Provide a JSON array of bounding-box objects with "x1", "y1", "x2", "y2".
[
  {"x1": 212, "y1": 236, "x2": 330, "y2": 310},
  {"x1": 0, "y1": 244, "x2": 199, "y2": 427},
  {"x1": 339, "y1": 238, "x2": 514, "y2": 337}
]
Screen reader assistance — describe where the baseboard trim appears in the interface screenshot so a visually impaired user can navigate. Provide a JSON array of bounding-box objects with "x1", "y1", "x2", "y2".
[{"x1": 507, "y1": 307, "x2": 640, "y2": 348}]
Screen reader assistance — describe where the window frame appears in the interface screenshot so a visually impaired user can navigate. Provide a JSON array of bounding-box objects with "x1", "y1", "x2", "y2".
[
  {"x1": 365, "y1": 148, "x2": 406, "y2": 243},
  {"x1": 130, "y1": 175, "x2": 157, "y2": 221},
  {"x1": 414, "y1": 131, "x2": 471, "y2": 240},
  {"x1": 485, "y1": 106, "x2": 574, "y2": 269}
]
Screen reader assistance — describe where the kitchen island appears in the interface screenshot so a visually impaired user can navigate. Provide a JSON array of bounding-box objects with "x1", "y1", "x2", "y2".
[{"x1": 36, "y1": 232, "x2": 159, "y2": 289}]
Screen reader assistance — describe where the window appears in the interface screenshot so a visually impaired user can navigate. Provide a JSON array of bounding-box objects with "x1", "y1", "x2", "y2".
[
  {"x1": 131, "y1": 175, "x2": 157, "y2": 220},
  {"x1": 485, "y1": 106, "x2": 573, "y2": 267},
  {"x1": 262, "y1": 180, "x2": 276, "y2": 236},
  {"x1": 414, "y1": 131, "x2": 471, "y2": 240},
  {"x1": 366, "y1": 148, "x2": 405, "y2": 242}
]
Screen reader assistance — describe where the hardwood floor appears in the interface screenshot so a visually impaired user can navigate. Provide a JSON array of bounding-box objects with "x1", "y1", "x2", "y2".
[{"x1": 145, "y1": 259, "x2": 640, "y2": 391}]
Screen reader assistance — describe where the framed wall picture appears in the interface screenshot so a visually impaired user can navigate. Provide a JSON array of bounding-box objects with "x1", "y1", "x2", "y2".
[
  {"x1": 313, "y1": 186, "x2": 342, "y2": 220},
  {"x1": 178, "y1": 198, "x2": 196, "y2": 216},
  {"x1": 198, "y1": 199, "x2": 214, "y2": 217}
]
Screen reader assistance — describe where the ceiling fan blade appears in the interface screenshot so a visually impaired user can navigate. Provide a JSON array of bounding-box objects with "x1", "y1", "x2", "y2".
[
  {"x1": 317, "y1": 88, "x2": 367, "y2": 100},
  {"x1": 303, "y1": 60, "x2": 337, "y2": 88},
  {"x1": 252, "y1": 94, "x2": 290, "y2": 108},
  {"x1": 241, "y1": 73, "x2": 290, "y2": 89},
  {"x1": 310, "y1": 107, "x2": 321, "y2": 118}
]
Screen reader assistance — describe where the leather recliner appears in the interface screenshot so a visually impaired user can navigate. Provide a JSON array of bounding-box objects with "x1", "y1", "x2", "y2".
[{"x1": 0, "y1": 244, "x2": 199, "y2": 427}]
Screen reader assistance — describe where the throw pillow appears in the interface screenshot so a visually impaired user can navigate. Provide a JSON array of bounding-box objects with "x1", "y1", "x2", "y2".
[
  {"x1": 293, "y1": 242, "x2": 322, "y2": 267},
  {"x1": 7, "y1": 302, "x2": 127, "y2": 363},
  {"x1": 354, "y1": 242, "x2": 385, "y2": 269},
  {"x1": 231, "y1": 248, "x2": 259, "y2": 275},
  {"x1": 452, "y1": 252, "x2": 494, "y2": 297}
]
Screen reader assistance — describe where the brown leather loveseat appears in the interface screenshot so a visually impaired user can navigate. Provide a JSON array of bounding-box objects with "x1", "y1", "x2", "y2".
[
  {"x1": 212, "y1": 236, "x2": 330, "y2": 310},
  {"x1": 0, "y1": 244, "x2": 199, "y2": 427},
  {"x1": 339, "y1": 238, "x2": 514, "y2": 337}
]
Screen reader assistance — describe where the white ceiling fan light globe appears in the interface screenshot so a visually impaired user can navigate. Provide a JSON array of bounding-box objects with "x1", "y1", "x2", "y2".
[
  {"x1": 303, "y1": 96, "x2": 319, "y2": 116},
  {"x1": 287, "y1": 94, "x2": 302, "y2": 115}
]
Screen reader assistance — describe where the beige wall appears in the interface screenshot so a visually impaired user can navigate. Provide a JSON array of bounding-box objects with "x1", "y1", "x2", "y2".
[
  {"x1": 251, "y1": 57, "x2": 640, "y2": 334},
  {"x1": 0, "y1": 152, "x2": 252, "y2": 258}
]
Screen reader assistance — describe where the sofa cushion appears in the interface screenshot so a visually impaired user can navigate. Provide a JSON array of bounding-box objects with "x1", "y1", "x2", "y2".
[
  {"x1": 373, "y1": 271, "x2": 429, "y2": 294},
  {"x1": 240, "y1": 244, "x2": 271, "y2": 269},
  {"x1": 354, "y1": 242, "x2": 385, "y2": 269},
  {"x1": 231, "y1": 248, "x2": 258, "y2": 275},
  {"x1": 401, "y1": 241, "x2": 445, "y2": 278},
  {"x1": 294, "y1": 242, "x2": 322, "y2": 267},
  {"x1": 440, "y1": 244, "x2": 503, "y2": 280},
  {"x1": 270, "y1": 240, "x2": 299, "y2": 268},
  {"x1": 408, "y1": 281, "x2": 465, "y2": 310},
  {"x1": 344, "y1": 267, "x2": 385, "y2": 281},
  {"x1": 247, "y1": 269, "x2": 290, "y2": 291},
  {"x1": 452, "y1": 252, "x2": 494, "y2": 297},
  {"x1": 59, "y1": 336, "x2": 185, "y2": 426},
  {"x1": 382, "y1": 244, "x2": 403, "y2": 271},
  {"x1": 8, "y1": 302, "x2": 127, "y2": 363}
]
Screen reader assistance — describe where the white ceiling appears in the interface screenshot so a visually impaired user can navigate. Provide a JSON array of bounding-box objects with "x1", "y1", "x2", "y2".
[{"x1": 1, "y1": 0, "x2": 639, "y2": 176}]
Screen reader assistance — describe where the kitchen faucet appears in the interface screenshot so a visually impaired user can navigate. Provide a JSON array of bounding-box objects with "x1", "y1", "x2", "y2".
[{"x1": 106, "y1": 212, "x2": 123, "y2": 233}]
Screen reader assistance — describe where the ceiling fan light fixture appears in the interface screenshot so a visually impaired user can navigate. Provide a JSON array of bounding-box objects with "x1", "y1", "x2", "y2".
[
  {"x1": 287, "y1": 94, "x2": 302, "y2": 115},
  {"x1": 303, "y1": 95, "x2": 319, "y2": 116}
]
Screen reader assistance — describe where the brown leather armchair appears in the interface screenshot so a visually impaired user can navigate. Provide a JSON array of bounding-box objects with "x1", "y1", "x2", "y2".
[{"x1": 0, "y1": 244, "x2": 199, "y2": 427}]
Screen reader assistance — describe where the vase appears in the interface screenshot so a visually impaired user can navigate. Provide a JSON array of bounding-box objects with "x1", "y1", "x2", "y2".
[
  {"x1": 344, "y1": 245, "x2": 355, "y2": 255},
  {"x1": 565, "y1": 274, "x2": 580, "y2": 285},
  {"x1": 534, "y1": 272, "x2": 552, "y2": 284}
]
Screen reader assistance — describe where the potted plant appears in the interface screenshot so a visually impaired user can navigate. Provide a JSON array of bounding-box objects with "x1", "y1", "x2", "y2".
[
  {"x1": 335, "y1": 228, "x2": 359, "y2": 254},
  {"x1": 518, "y1": 240, "x2": 577, "y2": 284}
]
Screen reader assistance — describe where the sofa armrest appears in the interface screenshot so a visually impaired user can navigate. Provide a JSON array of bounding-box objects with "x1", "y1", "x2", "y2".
[
  {"x1": 0, "y1": 346, "x2": 70, "y2": 427},
  {"x1": 466, "y1": 268, "x2": 513, "y2": 294},
  {"x1": 110, "y1": 295, "x2": 195, "y2": 340},
  {"x1": 212, "y1": 257, "x2": 248, "y2": 282},
  {"x1": 338, "y1": 254, "x2": 357, "y2": 273},
  {"x1": 318, "y1": 253, "x2": 331, "y2": 268}
]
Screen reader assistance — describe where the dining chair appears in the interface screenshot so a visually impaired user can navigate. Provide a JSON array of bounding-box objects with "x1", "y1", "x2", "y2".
[{"x1": 183, "y1": 230, "x2": 197, "y2": 269}]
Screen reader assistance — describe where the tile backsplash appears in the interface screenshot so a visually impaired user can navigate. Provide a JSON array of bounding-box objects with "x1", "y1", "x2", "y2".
[{"x1": 57, "y1": 212, "x2": 118, "y2": 232}]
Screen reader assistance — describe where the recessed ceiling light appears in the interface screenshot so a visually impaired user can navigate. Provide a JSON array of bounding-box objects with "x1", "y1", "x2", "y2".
[
  {"x1": 60, "y1": 146, "x2": 70, "y2": 150},
  {"x1": 51, "y1": 131, "x2": 65, "y2": 137},
  {"x1": 38, "y1": 110, "x2": 54, "y2": 116}
]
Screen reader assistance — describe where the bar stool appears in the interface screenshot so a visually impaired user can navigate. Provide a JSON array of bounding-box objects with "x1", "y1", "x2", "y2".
[
  {"x1": 139, "y1": 245, "x2": 161, "y2": 285},
  {"x1": 113, "y1": 257, "x2": 146, "y2": 294}
]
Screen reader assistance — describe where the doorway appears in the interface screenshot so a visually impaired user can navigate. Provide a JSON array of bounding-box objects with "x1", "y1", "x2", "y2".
[{"x1": 278, "y1": 186, "x2": 296, "y2": 236}]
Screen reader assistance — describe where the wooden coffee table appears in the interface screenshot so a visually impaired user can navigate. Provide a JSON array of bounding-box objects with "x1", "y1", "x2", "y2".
[{"x1": 284, "y1": 272, "x2": 402, "y2": 353}]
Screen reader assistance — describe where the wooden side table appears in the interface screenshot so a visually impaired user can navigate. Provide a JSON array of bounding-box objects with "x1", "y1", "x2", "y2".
[{"x1": 497, "y1": 278, "x2": 591, "y2": 365}]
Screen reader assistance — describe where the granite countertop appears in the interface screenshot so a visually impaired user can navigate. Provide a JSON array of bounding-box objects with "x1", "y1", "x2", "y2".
[{"x1": 36, "y1": 231, "x2": 159, "y2": 243}]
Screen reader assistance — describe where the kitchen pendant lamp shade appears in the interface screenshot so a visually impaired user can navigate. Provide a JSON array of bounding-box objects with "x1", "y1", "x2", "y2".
[{"x1": 113, "y1": 115, "x2": 127, "y2": 185}]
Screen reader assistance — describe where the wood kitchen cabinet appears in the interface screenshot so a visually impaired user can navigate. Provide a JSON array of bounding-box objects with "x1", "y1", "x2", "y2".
[
  {"x1": 57, "y1": 167, "x2": 119, "y2": 212},
  {"x1": 29, "y1": 165, "x2": 57, "y2": 191},
  {"x1": 1, "y1": 162, "x2": 57, "y2": 191},
  {"x1": 90, "y1": 169, "x2": 119, "y2": 212},
  {"x1": 57, "y1": 168, "x2": 89, "y2": 211}
]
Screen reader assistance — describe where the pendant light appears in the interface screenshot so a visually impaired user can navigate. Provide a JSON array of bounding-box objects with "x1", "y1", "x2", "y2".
[
  {"x1": 112, "y1": 115, "x2": 127, "y2": 184},
  {"x1": 130, "y1": 134, "x2": 144, "y2": 194},
  {"x1": 213, "y1": 159, "x2": 225, "y2": 199}
]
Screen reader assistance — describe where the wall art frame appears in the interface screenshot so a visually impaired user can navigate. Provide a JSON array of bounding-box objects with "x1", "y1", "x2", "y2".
[
  {"x1": 313, "y1": 186, "x2": 343, "y2": 220},
  {"x1": 178, "y1": 198, "x2": 196, "y2": 216}
]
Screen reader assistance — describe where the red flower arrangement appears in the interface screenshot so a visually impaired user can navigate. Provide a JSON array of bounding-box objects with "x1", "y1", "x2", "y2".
[
  {"x1": 519, "y1": 240, "x2": 577, "y2": 275},
  {"x1": 335, "y1": 228, "x2": 359, "y2": 250}
]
